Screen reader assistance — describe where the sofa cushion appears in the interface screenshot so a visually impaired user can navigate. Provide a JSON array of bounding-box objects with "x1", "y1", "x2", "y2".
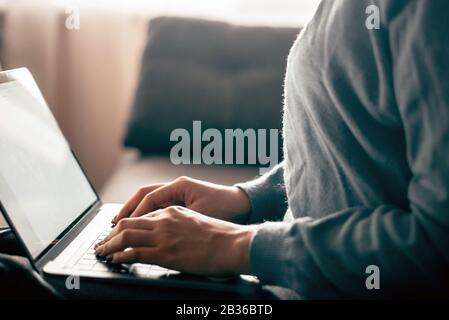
[{"x1": 124, "y1": 17, "x2": 299, "y2": 157}]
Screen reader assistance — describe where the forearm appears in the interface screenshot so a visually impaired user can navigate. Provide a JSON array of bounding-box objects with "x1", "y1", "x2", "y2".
[{"x1": 249, "y1": 205, "x2": 449, "y2": 299}]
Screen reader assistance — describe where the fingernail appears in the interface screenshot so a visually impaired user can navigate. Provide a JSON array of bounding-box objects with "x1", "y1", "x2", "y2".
[
  {"x1": 96, "y1": 254, "x2": 106, "y2": 262},
  {"x1": 95, "y1": 240, "x2": 103, "y2": 248},
  {"x1": 95, "y1": 246, "x2": 103, "y2": 255}
]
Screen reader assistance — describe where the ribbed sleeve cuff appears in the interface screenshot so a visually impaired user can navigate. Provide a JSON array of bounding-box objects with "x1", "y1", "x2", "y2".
[
  {"x1": 249, "y1": 221, "x2": 291, "y2": 285},
  {"x1": 235, "y1": 163, "x2": 287, "y2": 224},
  {"x1": 236, "y1": 181, "x2": 280, "y2": 224}
]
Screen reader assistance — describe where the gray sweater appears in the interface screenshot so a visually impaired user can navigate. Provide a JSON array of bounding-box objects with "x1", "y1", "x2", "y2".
[{"x1": 238, "y1": 0, "x2": 449, "y2": 298}]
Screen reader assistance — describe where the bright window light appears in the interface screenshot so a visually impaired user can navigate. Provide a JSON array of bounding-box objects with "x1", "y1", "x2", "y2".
[{"x1": 52, "y1": 0, "x2": 321, "y2": 26}]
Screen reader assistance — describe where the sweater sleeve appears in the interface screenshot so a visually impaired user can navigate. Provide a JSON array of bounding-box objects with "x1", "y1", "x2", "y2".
[
  {"x1": 235, "y1": 162, "x2": 287, "y2": 224},
  {"x1": 248, "y1": 1, "x2": 449, "y2": 298}
]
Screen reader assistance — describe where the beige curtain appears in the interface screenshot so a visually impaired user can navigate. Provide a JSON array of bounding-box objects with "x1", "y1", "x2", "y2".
[{"x1": 2, "y1": 0, "x2": 148, "y2": 191}]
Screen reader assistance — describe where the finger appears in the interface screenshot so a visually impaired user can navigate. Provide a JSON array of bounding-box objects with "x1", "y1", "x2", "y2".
[
  {"x1": 113, "y1": 184, "x2": 164, "y2": 223},
  {"x1": 95, "y1": 229, "x2": 157, "y2": 257},
  {"x1": 97, "y1": 217, "x2": 155, "y2": 247},
  {"x1": 111, "y1": 247, "x2": 159, "y2": 264},
  {"x1": 129, "y1": 183, "x2": 182, "y2": 218}
]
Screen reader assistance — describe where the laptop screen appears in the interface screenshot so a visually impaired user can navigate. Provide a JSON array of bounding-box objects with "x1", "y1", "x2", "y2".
[{"x1": 0, "y1": 71, "x2": 98, "y2": 259}]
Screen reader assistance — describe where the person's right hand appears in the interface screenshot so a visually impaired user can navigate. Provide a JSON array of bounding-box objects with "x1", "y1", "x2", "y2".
[{"x1": 112, "y1": 177, "x2": 251, "y2": 224}]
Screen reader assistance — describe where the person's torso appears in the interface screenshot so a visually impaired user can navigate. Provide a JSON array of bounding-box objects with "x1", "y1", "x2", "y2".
[{"x1": 283, "y1": 0, "x2": 412, "y2": 219}]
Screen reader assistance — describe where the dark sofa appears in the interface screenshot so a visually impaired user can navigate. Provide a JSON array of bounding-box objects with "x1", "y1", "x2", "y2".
[{"x1": 98, "y1": 17, "x2": 300, "y2": 202}]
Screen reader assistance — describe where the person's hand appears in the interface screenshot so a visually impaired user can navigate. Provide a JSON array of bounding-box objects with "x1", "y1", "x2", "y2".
[
  {"x1": 95, "y1": 206, "x2": 256, "y2": 275},
  {"x1": 112, "y1": 177, "x2": 251, "y2": 224}
]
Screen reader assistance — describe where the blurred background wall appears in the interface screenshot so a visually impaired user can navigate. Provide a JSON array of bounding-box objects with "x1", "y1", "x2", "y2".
[{"x1": 0, "y1": 0, "x2": 319, "y2": 191}]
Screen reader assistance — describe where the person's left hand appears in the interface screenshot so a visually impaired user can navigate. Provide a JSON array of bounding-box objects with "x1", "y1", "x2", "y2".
[{"x1": 94, "y1": 206, "x2": 256, "y2": 276}]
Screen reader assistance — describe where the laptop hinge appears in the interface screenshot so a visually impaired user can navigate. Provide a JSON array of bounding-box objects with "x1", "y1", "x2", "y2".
[{"x1": 34, "y1": 200, "x2": 103, "y2": 271}]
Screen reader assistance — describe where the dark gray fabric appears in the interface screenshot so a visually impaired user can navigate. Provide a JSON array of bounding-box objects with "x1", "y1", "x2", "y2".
[
  {"x1": 0, "y1": 253, "x2": 60, "y2": 300},
  {"x1": 240, "y1": 0, "x2": 449, "y2": 299},
  {"x1": 124, "y1": 17, "x2": 299, "y2": 156},
  {"x1": 0, "y1": 228, "x2": 25, "y2": 256},
  {"x1": 236, "y1": 162, "x2": 287, "y2": 224}
]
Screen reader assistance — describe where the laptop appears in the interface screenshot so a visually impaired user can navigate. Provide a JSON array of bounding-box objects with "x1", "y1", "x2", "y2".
[{"x1": 0, "y1": 68, "x2": 259, "y2": 294}]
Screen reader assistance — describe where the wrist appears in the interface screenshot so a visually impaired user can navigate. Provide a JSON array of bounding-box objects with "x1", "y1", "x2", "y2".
[
  {"x1": 229, "y1": 186, "x2": 252, "y2": 223},
  {"x1": 230, "y1": 225, "x2": 257, "y2": 274}
]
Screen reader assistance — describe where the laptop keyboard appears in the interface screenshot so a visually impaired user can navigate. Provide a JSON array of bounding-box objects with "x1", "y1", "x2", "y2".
[{"x1": 72, "y1": 227, "x2": 174, "y2": 277}]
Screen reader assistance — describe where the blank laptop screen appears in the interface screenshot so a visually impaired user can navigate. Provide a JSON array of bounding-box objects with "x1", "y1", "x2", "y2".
[{"x1": 0, "y1": 78, "x2": 97, "y2": 258}]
